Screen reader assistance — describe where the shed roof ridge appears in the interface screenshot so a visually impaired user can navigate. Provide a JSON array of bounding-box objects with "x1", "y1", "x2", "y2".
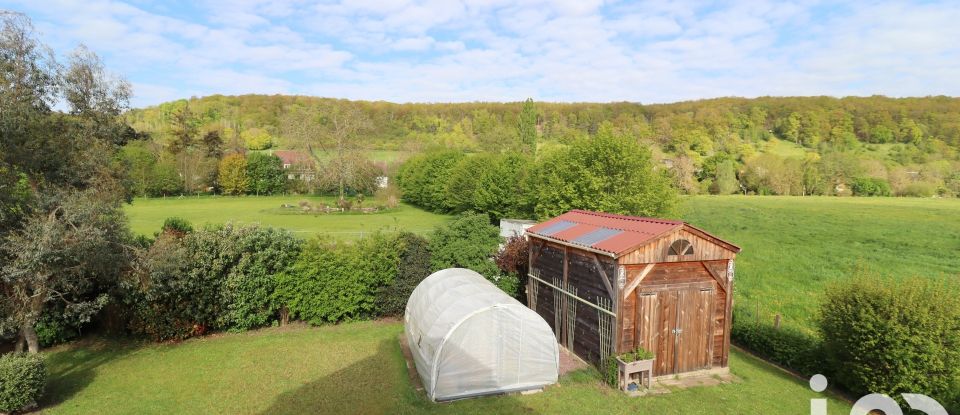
[{"x1": 568, "y1": 209, "x2": 685, "y2": 226}]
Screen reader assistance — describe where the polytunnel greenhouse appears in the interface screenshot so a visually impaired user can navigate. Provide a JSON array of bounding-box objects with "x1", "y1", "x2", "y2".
[{"x1": 404, "y1": 268, "x2": 559, "y2": 401}]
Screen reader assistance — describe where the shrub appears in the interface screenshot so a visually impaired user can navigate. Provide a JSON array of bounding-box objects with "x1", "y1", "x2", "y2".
[
  {"x1": 125, "y1": 224, "x2": 301, "y2": 340},
  {"x1": 850, "y1": 177, "x2": 891, "y2": 196},
  {"x1": 494, "y1": 236, "x2": 529, "y2": 301},
  {"x1": 161, "y1": 216, "x2": 193, "y2": 235},
  {"x1": 0, "y1": 353, "x2": 47, "y2": 413},
  {"x1": 275, "y1": 233, "x2": 400, "y2": 324},
  {"x1": 429, "y1": 213, "x2": 501, "y2": 278},
  {"x1": 376, "y1": 233, "x2": 431, "y2": 316},
  {"x1": 819, "y1": 273, "x2": 960, "y2": 411},
  {"x1": 396, "y1": 151, "x2": 464, "y2": 212}
]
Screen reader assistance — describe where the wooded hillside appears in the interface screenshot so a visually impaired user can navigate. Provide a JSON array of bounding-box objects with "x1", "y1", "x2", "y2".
[{"x1": 125, "y1": 94, "x2": 960, "y2": 197}]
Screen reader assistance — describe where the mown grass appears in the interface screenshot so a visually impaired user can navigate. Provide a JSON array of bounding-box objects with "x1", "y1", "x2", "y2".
[
  {"x1": 41, "y1": 321, "x2": 852, "y2": 415},
  {"x1": 683, "y1": 195, "x2": 960, "y2": 334},
  {"x1": 124, "y1": 195, "x2": 452, "y2": 239}
]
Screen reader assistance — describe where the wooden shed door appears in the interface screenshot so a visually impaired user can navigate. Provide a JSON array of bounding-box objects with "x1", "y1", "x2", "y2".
[{"x1": 638, "y1": 288, "x2": 715, "y2": 376}]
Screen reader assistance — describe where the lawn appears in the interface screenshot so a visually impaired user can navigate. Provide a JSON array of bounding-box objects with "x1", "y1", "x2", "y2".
[
  {"x1": 124, "y1": 195, "x2": 452, "y2": 239},
  {"x1": 683, "y1": 195, "x2": 960, "y2": 335},
  {"x1": 41, "y1": 321, "x2": 852, "y2": 415}
]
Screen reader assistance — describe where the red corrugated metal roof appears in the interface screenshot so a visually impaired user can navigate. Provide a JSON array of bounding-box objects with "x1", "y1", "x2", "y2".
[{"x1": 526, "y1": 210, "x2": 738, "y2": 257}]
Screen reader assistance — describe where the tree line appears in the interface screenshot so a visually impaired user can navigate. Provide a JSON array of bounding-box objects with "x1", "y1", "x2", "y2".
[{"x1": 127, "y1": 93, "x2": 960, "y2": 198}]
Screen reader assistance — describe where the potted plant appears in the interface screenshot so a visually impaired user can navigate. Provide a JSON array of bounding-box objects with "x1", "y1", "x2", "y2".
[{"x1": 614, "y1": 348, "x2": 655, "y2": 392}]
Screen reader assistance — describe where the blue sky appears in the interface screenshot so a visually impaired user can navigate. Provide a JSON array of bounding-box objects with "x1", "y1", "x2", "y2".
[{"x1": 4, "y1": 0, "x2": 960, "y2": 107}]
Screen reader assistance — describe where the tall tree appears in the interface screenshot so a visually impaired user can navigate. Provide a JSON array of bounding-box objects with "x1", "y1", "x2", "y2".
[
  {"x1": 517, "y1": 98, "x2": 538, "y2": 155},
  {"x1": 217, "y1": 153, "x2": 248, "y2": 195},
  {"x1": 0, "y1": 12, "x2": 133, "y2": 352},
  {"x1": 282, "y1": 103, "x2": 371, "y2": 201},
  {"x1": 246, "y1": 153, "x2": 285, "y2": 195}
]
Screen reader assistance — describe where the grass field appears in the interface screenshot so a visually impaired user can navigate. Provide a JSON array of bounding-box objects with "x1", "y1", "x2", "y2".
[
  {"x1": 124, "y1": 195, "x2": 451, "y2": 238},
  {"x1": 41, "y1": 321, "x2": 852, "y2": 415},
  {"x1": 683, "y1": 195, "x2": 960, "y2": 334}
]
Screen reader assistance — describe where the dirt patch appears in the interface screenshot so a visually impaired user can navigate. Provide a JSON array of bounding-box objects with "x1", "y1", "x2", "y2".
[{"x1": 559, "y1": 345, "x2": 589, "y2": 375}]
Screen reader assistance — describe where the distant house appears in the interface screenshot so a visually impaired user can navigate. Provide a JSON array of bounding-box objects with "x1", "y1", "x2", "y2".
[{"x1": 273, "y1": 150, "x2": 315, "y2": 181}]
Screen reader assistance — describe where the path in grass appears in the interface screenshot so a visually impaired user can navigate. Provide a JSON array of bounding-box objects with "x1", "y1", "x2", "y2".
[
  {"x1": 42, "y1": 321, "x2": 851, "y2": 415},
  {"x1": 683, "y1": 195, "x2": 960, "y2": 335},
  {"x1": 124, "y1": 196, "x2": 452, "y2": 239}
]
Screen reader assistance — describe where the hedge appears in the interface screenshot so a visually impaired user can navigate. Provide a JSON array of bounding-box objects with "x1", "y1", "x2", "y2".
[{"x1": 0, "y1": 353, "x2": 46, "y2": 413}]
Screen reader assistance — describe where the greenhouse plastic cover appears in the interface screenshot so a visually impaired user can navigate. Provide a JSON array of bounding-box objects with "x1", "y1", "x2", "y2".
[{"x1": 405, "y1": 268, "x2": 559, "y2": 401}]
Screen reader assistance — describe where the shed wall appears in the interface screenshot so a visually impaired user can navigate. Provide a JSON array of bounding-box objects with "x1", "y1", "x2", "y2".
[{"x1": 617, "y1": 228, "x2": 736, "y2": 264}]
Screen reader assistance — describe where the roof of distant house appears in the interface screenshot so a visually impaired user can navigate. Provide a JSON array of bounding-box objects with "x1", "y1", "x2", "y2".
[
  {"x1": 526, "y1": 209, "x2": 740, "y2": 257},
  {"x1": 273, "y1": 150, "x2": 313, "y2": 166}
]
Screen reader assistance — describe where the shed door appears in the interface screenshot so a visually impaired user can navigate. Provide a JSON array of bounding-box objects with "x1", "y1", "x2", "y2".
[{"x1": 638, "y1": 288, "x2": 715, "y2": 376}]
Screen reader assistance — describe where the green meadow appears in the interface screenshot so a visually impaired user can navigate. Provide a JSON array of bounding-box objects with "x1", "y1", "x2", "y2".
[{"x1": 683, "y1": 195, "x2": 960, "y2": 334}]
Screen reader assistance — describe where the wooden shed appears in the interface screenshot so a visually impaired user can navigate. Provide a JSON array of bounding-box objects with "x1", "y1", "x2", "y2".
[{"x1": 525, "y1": 210, "x2": 741, "y2": 378}]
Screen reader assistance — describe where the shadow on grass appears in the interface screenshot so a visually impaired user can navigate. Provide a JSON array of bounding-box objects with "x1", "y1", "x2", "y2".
[
  {"x1": 41, "y1": 338, "x2": 139, "y2": 408},
  {"x1": 258, "y1": 338, "x2": 539, "y2": 415}
]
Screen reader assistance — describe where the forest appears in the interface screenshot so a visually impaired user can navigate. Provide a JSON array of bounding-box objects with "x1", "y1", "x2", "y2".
[{"x1": 124, "y1": 94, "x2": 960, "y2": 198}]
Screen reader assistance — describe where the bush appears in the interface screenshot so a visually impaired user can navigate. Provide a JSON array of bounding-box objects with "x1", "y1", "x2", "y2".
[
  {"x1": 819, "y1": 273, "x2": 960, "y2": 411},
  {"x1": 429, "y1": 213, "x2": 501, "y2": 278},
  {"x1": 376, "y1": 233, "x2": 431, "y2": 316},
  {"x1": 494, "y1": 236, "x2": 529, "y2": 301},
  {"x1": 161, "y1": 216, "x2": 193, "y2": 235},
  {"x1": 731, "y1": 319, "x2": 824, "y2": 376},
  {"x1": 275, "y1": 233, "x2": 400, "y2": 324},
  {"x1": 850, "y1": 177, "x2": 891, "y2": 196},
  {"x1": 0, "y1": 353, "x2": 47, "y2": 413},
  {"x1": 124, "y1": 224, "x2": 301, "y2": 340},
  {"x1": 396, "y1": 151, "x2": 464, "y2": 212}
]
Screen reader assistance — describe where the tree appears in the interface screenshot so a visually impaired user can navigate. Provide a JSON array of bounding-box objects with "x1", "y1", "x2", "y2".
[
  {"x1": 218, "y1": 153, "x2": 248, "y2": 195},
  {"x1": 472, "y1": 153, "x2": 533, "y2": 220},
  {"x1": 443, "y1": 154, "x2": 494, "y2": 213},
  {"x1": 282, "y1": 103, "x2": 371, "y2": 201},
  {"x1": 713, "y1": 160, "x2": 739, "y2": 195},
  {"x1": 240, "y1": 128, "x2": 272, "y2": 150},
  {"x1": 2, "y1": 188, "x2": 131, "y2": 353},
  {"x1": 246, "y1": 153, "x2": 285, "y2": 195},
  {"x1": 0, "y1": 13, "x2": 134, "y2": 352},
  {"x1": 531, "y1": 122, "x2": 678, "y2": 219},
  {"x1": 429, "y1": 213, "x2": 501, "y2": 278},
  {"x1": 517, "y1": 98, "x2": 538, "y2": 155}
]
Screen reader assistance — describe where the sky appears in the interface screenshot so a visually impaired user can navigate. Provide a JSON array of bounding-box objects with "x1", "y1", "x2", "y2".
[{"x1": 4, "y1": 0, "x2": 960, "y2": 108}]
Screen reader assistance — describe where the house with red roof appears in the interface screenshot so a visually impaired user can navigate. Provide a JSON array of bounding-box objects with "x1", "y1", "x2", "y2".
[{"x1": 272, "y1": 150, "x2": 316, "y2": 181}]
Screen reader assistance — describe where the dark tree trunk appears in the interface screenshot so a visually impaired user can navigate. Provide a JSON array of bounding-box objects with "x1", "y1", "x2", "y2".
[{"x1": 14, "y1": 331, "x2": 26, "y2": 353}]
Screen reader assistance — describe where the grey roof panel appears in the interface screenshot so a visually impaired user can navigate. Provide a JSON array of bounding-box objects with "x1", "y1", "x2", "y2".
[
  {"x1": 572, "y1": 228, "x2": 623, "y2": 246},
  {"x1": 536, "y1": 220, "x2": 577, "y2": 236}
]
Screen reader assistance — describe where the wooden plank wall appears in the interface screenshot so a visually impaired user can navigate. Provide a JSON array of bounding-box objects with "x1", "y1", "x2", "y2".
[
  {"x1": 566, "y1": 252, "x2": 615, "y2": 366},
  {"x1": 618, "y1": 260, "x2": 732, "y2": 371},
  {"x1": 617, "y1": 228, "x2": 736, "y2": 264}
]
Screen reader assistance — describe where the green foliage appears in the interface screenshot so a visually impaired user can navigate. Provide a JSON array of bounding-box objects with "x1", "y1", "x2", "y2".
[
  {"x1": 518, "y1": 98, "x2": 538, "y2": 155},
  {"x1": 429, "y1": 213, "x2": 501, "y2": 276},
  {"x1": 161, "y1": 216, "x2": 193, "y2": 234},
  {"x1": 396, "y1": 150, "x2": 464, "y2": 211},
  {"x1": 218, "y1": 153, "x2": 248, "y2": 195},
  {"x1": 0, "y1": 353, "x2": 47, "y2": 413},
  {"x1": 275, "y1": 233, "x2": 400, "y2": 324},
  {"x1": 375, "y1": 232, "x2": 432, "y2": 316},
  {"x1": 531, "y1": 122, "x2": 678, "y2": 219},
  {"x1": 125, "y1": 224, "x2": 300, "y2": 339},
  {"x1": 712, "y1": 160, "x2": 740, "y2": 195},
  {"x1": 472, "y1": 153, "x2": 533, "y2": 220},
  {"x1": 819, "y1": 273, "x2": 960, "y2": 411},
  {"x1": 241, "y1": 128, "x2": 273, "y2": 150},
  {"x1": 850, "y1": 177, "x2": 891, "y2": 196},
  {"x1": 602, "y1": 348, "x2": 655, "y2": 388},
  {"x1": 147, "y1": 159, "x2": 182, "y2": 197},
  {"x1": 245, "y1": 153, "x2": 285, "y2": 195}
]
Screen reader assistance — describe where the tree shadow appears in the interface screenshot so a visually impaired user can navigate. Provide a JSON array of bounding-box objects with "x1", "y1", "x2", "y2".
[
  {"x1": 258, "y1": 337, "x2": 540, "y2": 415},
  {"x1": 40, "y1": 338, "x2": 139, "y2": 408}
]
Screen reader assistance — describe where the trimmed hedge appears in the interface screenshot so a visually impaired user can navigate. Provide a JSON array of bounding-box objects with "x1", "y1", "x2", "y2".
[
  {"x1": 819, "y1": 274, "x2": 960, "y2": 412},
  {"x1": 0, "y1": 353, "x2": 46, "y2": 413}
]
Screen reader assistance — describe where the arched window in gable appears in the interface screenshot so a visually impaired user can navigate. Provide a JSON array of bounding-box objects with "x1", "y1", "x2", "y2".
[{"x1": 668, "y1": 239, "x2": 694, "y2": 256}]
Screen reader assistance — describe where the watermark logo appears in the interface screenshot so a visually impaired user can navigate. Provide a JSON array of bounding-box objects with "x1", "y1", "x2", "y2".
[{"x1": 809, "y1": 374, "x2": 948, "y2": 415}]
